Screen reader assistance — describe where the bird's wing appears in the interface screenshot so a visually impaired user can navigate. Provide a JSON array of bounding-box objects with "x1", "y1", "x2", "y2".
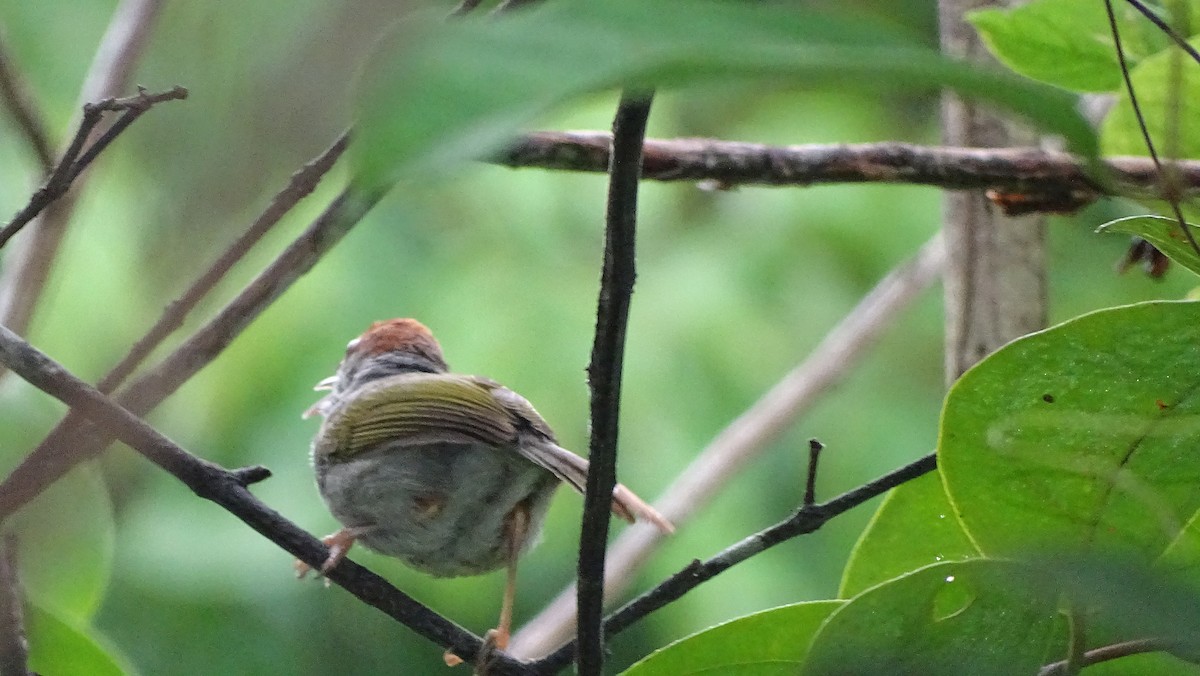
[
  {"x1": 482, "y1": 378, "x2": 675, "y2": 534},
  {"x1": 316, "y1": 373, "x2": 517, "y2": 459}
]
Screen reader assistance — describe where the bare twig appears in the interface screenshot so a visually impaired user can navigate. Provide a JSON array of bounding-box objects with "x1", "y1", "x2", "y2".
[
  {"x1": 0, "y1": 185, "x2": 377, "y2": 523},
  {"x1": 530, "y1": 452, "x2": 939, "y2": 674},
  {"x1": 0, "y1": 536, "x2": 28, "y2": 676},
  {"x1": 1105, "y1": 0, "x2": 1200, "y2": 257},
  {"x1": 578, "y1": 93, "x2": 652, "y2": 675},
  {"x1": 1039, "y1": 637, "x2": 1186, "y2": 676},
  {"x1": 97, "y1": 129, "x2": 350, "y2": 393},
  {"x1": 0, "y1": 86, "x2": 188, "y2": 250},
  {"x1": 511, "y1": 233, "x2": 946, "y2": 658},
  {"x1": 1123, "y1": 0, "x2": 1200, "y2": 67},
  {"x1": 0, "y1": 31, "x2": 54, "y2": 172},
  {"x1": 803, "y1": 439, "x2": 824, "y2": 507},
  {"x1": 0, "y1": 323, "x2": 536, "y2": 675},
  {"x1": 0, "y1": 0, "x2": 166, "y2": 341}
]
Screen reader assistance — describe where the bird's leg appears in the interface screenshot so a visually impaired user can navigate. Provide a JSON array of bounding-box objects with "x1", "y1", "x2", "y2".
[
  {"x1": 294, "y1": 527, "x2": 362, "y2": 579},
  {"x1": 444, "y1": 500, "x2": 531, "y2": 670}
]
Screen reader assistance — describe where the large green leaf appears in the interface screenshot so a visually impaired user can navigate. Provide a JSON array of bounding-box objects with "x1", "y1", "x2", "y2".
[
  {"x1": 1101, "y1": 36, "x2": 1200, "y2": 159},
  {"x1": 354, "y1": 0, "x2": 1096, "y2": 191},
  {"x1": 803, "y1": 560, "x2": 1058, "y2": 676},
  {"x1": 622, "y1": 601, "x2": 842, "y2": 676},
  {"x1": 9, "y1": 465, "x2": 114, "y2": 621},
  {"x1": 970, "y1": 0, "x2": 1127, "y2": 92},
  {"x1": 939, "y1": 301, "x2": 1200, "y2": 560},
  {"x1": 1098, "y1": 215, "x2": 1200, "y2": 277},
  {"x1": 840, "y1": 471, "x2": 980, "y2": 598}
]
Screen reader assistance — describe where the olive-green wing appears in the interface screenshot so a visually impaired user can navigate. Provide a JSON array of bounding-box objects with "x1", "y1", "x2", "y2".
[
  {"x1": 317, "y1": 373, "x2": 517, "y2": 459},
  {"x1": 480, "y1": 378, "x2": 675, "y2": 533}
]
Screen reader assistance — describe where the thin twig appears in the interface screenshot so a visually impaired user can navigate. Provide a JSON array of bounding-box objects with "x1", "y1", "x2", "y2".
[
  {"x1": 510, "y1": 233, "x2": 946, "y2": 658},
  {"x1": 1123, "y1": 0, "x2": 1200, "y2": 67},
  {"x1": 0, "y1": 185, "x2": 377, "y2": 523},
  {"x1": 0, "y1": 86, "x2": 188, "y2": 250},
  {"x1": 96, "y1": 129, "x2": 350, "y2": 393},
  {"x1": 0, "y1": 324, "x2": 535, "y2": 675},
  {"x1": 803, "y1": 439, "x2": 824, "y2": 507},
  {"x1": 578, "y1": 93, "x2": 652, "y2": 676},
  {"x1": 1039, "y1": 637, "x2": 1184, "y2": 676},
  {"x1": 530, "y1": 452, "x2": 939, "y2": 674},
  {"x1": 0, "y1": 30, "x2": 54, "y2": 172},
  {"x1": 1105, "y1": 0, "x2": 1200, "y2": 257},
  {"x1": 0, "y1": 536, "x2": 28, "y2": 676},
  {"x1": 0, "y1": 0, "x2": 165, "y2": 342}
]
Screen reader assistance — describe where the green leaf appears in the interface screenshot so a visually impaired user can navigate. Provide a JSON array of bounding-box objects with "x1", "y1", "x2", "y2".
[
  {"x1": 940, "y1": 301, "x2": 1200, "y2": 560},
  {"x1": 1025, "y1": 553, "x2": 1200, "y2": 653},
  {"x1": 1098, "y1": 215, "x2": 1200, "y2": 277},
  {"x1": 969, "y1": 0, "x2": 1126, "y2": 92},
  {"x1": 803, "y1": 560, "x2": 1058, "y2": 676},
  {"x1": 840, "y1": 471, "x2": 980, "y2": 598},
  {"x1": 27, "y1": 604, "x2": 133, "y2": 676},
  {"x1": 1101, "y1": 36, "x2": 1200, "y2": 159},
  {"x1": 622, "y1": 601, "x2": 842, "y2": 676},
  {"x1": 354, "y1": 0, "x2": 1097, "y2": 191},
  {"x1": 9, "y1": 465, "x2": 114, "y2": 621}
]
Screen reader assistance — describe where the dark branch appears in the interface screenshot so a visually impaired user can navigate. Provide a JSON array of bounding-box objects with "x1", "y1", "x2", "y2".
[
  {"x1": 1123, "y1": 0, "x2": 1200, "y2": 68},
  {"x1": 803, "y1": 439, "x2": 824, "y2": 507},
  {"x1": 577, "y1": 93, "x2": 652, "y2": 675},
  {"x1": 0, "y1": 85, "x2": 188, "y2": 250},
  {"x1": 535, "y1": 451, "x2": 938, "y2": 674},
  {"x1": 497, "y1": 132, "x2": 1200, "y2": 201},
  {"x1": 0, "y1": 183, "x2": 375, "y2": 525},
  {"x1": 1104, "y1": 0, "x2": 1200, "y2": 256},
  {"x1": 0, "y1": 323, "x2": 536, "y2": 675}
]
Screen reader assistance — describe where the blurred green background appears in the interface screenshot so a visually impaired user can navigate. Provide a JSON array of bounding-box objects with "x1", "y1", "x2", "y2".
[{"x1": 0, "y1": 0, "x2": 1191, "y2": 673}]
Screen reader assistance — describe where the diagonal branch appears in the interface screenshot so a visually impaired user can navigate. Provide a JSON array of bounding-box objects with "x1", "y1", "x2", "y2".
[
  {"x1": 0, "y1": 86, "x2": 189, "y2": 250},
  {"x1": 0, "y1": 324, "x2": 537, "y2": 675},
  {"x1": 0, "y1": 184, "x2": 376, "y2": 524},
  {"x1": 578, "y1": 92, "x2": 653, "y2": 675},
  {"x1": 0, "y1": 30, "x2": 54, "y2": 172},
  {"x1": 511, "y1": 232, "x2": 946, "y2": 658},
  {"x1": 0, "y1": 0, "x2": 166, "y2": 341},
  {"x1": 531, "y1": 452, "x2": 939, "y2": 674}
]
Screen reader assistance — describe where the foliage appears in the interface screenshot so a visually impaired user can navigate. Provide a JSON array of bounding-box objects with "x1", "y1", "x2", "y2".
[{"x1": 0, "y1": 0, "x2": 1198, "y2": 673}]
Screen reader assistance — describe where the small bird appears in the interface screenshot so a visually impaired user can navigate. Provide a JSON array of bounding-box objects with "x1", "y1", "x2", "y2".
[{"x1": 299, "y1": 318, "x2": 673, "y2": 659}]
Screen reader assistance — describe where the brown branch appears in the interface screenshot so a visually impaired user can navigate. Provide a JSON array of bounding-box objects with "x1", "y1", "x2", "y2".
[
  {"x1": 1039, "y1": 637, "x2": 1187, "y2": 675},
  {"x1": 577, "y1": 93, "x2": 652, "y2": 675},
  {"x1": 0, "y1": 0, "x2": 166, "y2": 342},
  {"x1": 0, "y1": 86, "x2": 188, "y2": 250},
  {"x1": 498, "y1": 132, "x2": 1200, "y2": 200},
  {"x1": 0, "y1": 181, "x2": 376, "y2": 523},
  {"x1": 511, "y1": 233, "x2": 945, "y2": 658},
  {"x1": 0, "y1": 31, "x2": 54, "y2": 172},
  {"x1": 0, "y1": 323, "x2": 536, "y2": 675},
  {"x1": 96, "y1": 129, "x2": 350, "y2": 393}
]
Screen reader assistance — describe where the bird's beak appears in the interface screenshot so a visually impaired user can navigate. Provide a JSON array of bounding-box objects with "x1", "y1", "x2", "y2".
[
  {"x1": 313, "y1": 375, "x2": 338, "y2": 391},
  {"x1": 302, "y1": 395, "x2": 331, "y2": 420}
]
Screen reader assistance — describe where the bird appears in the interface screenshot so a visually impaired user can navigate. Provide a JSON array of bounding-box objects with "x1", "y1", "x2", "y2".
[{"x1": 298, "y1": 318, "x2": 673, "y2": 661}]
